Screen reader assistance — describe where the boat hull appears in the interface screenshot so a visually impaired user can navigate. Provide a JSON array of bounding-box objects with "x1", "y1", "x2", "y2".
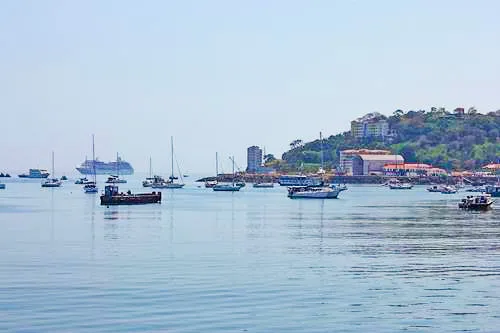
[
  {"x1": 100, "y1": 192, "x2": 161, "y2": 205},
  {"x1": 213, "y1": 185, "x2": 240, "y2": 191},
  {"x1": 152, "y1": 183, "x2": 184, "y2": 189},
  {"x1": 288, "y1": 187, "x2": 340, "y2": 199},
  {"x1": 0, "y1": 184, "x2": 5, "y2": 189},
  {"x1": 253, "y1": 183, "x2": 274, "y2": 188}
]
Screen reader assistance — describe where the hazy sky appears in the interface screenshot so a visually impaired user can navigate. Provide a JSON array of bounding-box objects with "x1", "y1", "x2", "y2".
[{"x1": 1, "y1": 0, "x2": 499, "y2": 174}]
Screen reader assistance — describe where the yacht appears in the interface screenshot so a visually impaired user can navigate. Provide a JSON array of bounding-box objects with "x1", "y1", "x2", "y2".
[
  {"x1": 41, "y1": 152, "x2": 61, "y2": 188},
  {"x1": 278, "y1": 175, "x2": 323, "y2": 187},
  {"x1": 287, "y1": 186, "x2": 341, "y2": 199},
  {"x1": 19, "y1": 169, "x2": 50, "y2": 179}
]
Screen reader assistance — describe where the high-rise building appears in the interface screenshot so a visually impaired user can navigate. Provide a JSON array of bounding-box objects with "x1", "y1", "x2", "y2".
[
  {"x1": 351, "y1": 112, "x2": 389, "y2": 139},
  {"x1": 246, "y1": 146, "x2": 262, "y2": 173}
]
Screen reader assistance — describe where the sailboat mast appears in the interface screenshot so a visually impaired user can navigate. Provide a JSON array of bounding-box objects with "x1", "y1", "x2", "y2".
[
  {"x1": 149, "y1": 156, "x2": 152, "y2": 178},
  {"x1": 171, "y1": 136, "x2": 174, "y2": 179},
  {"x1": 52, "y1": 151, "x2": 55, "y2": 178},
  {"x1": 116, "y1": 152, "x2": 119, "y2": 178},
  {"x1": 320, "y1": 131, "x2": 324, "y2": 171},
  {"x1": 92, "y1": 135, "x2": 96, "y2": 183},
  {"x1": 232, "y1": 156, "x2": 235, "y2": 186},
  {"x1": 216, "y1": 152, "x2": 218, "y2": 177}
]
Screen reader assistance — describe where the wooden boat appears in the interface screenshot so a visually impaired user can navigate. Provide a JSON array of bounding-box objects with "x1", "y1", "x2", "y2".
[
  {"x1": 458, "y1": 194, "x2": 494, "y2": 210},
  {"x1": 100, "y1": 185, "x2": 161, "y2": 206},
  {"x1": 287, "y1": 186, "x2": 340, "y2": 199}
]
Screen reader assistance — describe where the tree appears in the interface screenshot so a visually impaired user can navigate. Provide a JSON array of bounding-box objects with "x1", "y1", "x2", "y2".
[
  {"x1": 393, "y1": 109, "x2": 404, "y2": 117},
  {"x1": 264, "y1": 154, "x2": 276, "y2": 164},
  {"x1": 467, "y1": 106, "x2": 478, "y2": 115}
]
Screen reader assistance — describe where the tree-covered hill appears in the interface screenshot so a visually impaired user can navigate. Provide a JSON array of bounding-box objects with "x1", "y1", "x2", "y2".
[{"x1": 280, "y1": 109, "x2": 500, "y2": 171}]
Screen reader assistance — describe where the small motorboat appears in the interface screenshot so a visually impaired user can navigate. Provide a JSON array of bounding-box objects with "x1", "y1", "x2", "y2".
[
  {"x1": 253, "y1": 182, "x2": 274, "y2": 188},
  {"x1": 330, "y1": 184, "x2": 348, "y2": 192},
  {"x1": 83, "y1": 182, "x2": 98, "y2": 193},
  {"x1": 440, "y1": 185, "x2": 458, "y2": 194},
  {"x1": 389, "y1": 182, "x2": 413, "y2": 190},
  {"x1": 0, "y1": 183, "x2": 5, "y2": 189},
  {"x1": 287, "y1": 186, "x2": 341, "y2": 199},
  {"x1": 75, "y1": 177, "x2": 93, "y2": 185},
  {"x1": 485, "y1": 184, "x2": 500, "y2": 198},
  {"x1": 0, "y1": 173, "x2": 10, "y2": 178},
  {"x1": 60, "y1": 175, "x2": 68, "y2": 181},
  {"x1": 41, "y1": 178, "x2": 62, "y2": 188},
  {"x1": 427, "y1": 185, "x2": 443, "y2": 192},
  {"x1": 105, "y1": 175, "x2": 127, "y2": 184},
  {"x1": 235, "y1": 181, "x2": 246, "y2": 188},
  {"x1": 205, "y1": 180, "x2": 218, "y2": 188},
  {"x1": 100, "y1": 185, "x2": 161, "y2": 206},
  {"x1": 213, "y1": 183, "x2": 240, "y2": 192},
  {"x1": 458, "y1": 194, "x2": 494, "y2": 210}
]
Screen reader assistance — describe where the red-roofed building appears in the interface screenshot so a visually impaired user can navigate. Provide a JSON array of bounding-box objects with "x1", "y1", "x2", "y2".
[
  {"x1": 482, "y1": 163, "x2": 500, "y2": 174},
  {"x1": 383, "y1": 163, "x2": 447, "y2": 177}
]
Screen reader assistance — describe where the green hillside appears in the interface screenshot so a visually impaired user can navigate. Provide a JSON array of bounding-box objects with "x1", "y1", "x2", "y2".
[{"x1": 280, "y1": 109, "x2": 500, "y2": 171}]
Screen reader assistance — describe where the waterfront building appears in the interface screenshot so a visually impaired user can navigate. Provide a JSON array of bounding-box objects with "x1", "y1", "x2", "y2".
[
  {"x1": 246, "y1": 146, "x2": 262, "y2": 173},
  {"x1": 339, "y1": 149, "x2": 391, "y2": 175},
  {"x1": 352, "y1": 154, "x2": 404, "y2": 176},
  {"x1": 482, "y1": 163, "x2": 500, "y2": 175},
  {"x1": 350, "y1": 112, "x2": 389, "y2": 139},
  {"x1": 383, "y1": 163, "x2": 447, "y2": 177}
]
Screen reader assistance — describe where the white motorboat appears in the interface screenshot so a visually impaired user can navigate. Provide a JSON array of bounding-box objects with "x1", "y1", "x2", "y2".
[
  {"x1": 459, "y1": 194, "x2": 494, "y2": 210},
  {"x1": 287, "y1": 186, "x2": 340, "y2": 199}
]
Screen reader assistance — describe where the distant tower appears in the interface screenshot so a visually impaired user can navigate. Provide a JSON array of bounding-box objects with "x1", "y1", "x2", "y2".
[{"x1": 246, "y1": 146, "x2": 262, "y2": 173}]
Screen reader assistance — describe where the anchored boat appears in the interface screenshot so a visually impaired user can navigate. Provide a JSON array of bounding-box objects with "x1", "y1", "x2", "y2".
[
  {"x1": 287, "y1": 186, "x2": 341, "y2": 199},
  {"x1": 458, "y1": 194, "x2": 494, "y2": 210},
  {"x1": 100, "y1": 185, "x2": 161, "y2": 206}
]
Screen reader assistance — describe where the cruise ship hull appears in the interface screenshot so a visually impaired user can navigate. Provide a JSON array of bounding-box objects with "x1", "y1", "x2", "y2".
[{"x1": 76, "y1": 162, "x2": 134, "y2": 175}]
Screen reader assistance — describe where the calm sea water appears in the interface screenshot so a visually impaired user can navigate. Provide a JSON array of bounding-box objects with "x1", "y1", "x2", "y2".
[{"x1": 0, "y1": 175, "x2": 499, "y2": 332}]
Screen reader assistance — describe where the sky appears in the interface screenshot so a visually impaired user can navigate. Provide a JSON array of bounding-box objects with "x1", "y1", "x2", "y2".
[{"x1": 1, "y1": 0, "x2": 499, "y2": 175}]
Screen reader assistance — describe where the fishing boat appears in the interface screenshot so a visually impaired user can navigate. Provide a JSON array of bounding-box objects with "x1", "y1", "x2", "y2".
[
  {"x1": 19, "y1": 169, "x2": 50, "y2": 179},
  {"x1": 152, "y1": 137, "x2": 185, "y2": 189},
  {"x1": 287, "y1": 185, "x2": 341, "y2": 199},
  {"x1": 458, "y1": 194, "x2": 494, "y2": 210},
  {"x1": 213, "y1": 156, "x2": 240, "y2": 192},
  {"x1": 84, "y1": 135, "x2": 98, "y2": 193},
  {"x1": 485, "y1": 184, "x2": 500, "y2": 197},
  {"x1": 41, "y1": 152, "x2": 62, "y2": 188},
  {"x1": 205, "y1": 152, "x2": 219, "y2": 188},
  {"x1": 100, "y1": 185, "x2": 161, "y2": 206},
  {"x1": 440, "y1": 185, "x2": 458, "y2": 194}
]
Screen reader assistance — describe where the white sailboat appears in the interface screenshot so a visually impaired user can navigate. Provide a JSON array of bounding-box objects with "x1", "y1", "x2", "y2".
[
  {"x1": 213, "y1": 156, "x2": 240, "y2": 192},
  {"x1": 42, "y1": 151, "x2": 62, "y2": 188},
  {"x1": 143, "y1": 157, "x2": 155, "y2": 187},
  {"x1": 205, "y1": 152, "x2": 219, "y2": 188},
  {"x1": 152, "y1": 136, "x2": 185, "y2": 189},
  {"x1": 106, "y1": 152, "x2": 127, "y2": 184},
  {"x1": 84, "y1": 135, "x2": 98, "y2": 193}
]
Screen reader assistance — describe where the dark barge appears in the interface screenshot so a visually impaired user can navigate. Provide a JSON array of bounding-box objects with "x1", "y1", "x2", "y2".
[{"x1": 100, "y1": 185, "x2": 161, "y2": 206}]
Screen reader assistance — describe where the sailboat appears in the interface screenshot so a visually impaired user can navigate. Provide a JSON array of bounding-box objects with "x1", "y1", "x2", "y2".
[
  {"x1": 84, "y1": 135, "x2": 98, "y2": 193},
  {"x1": 41, "y1": 151, "x2": 62, "y2": 188},
  {"x1": 152, "y1": 136, "x2": 185, "y2": 189},
  {"x1": 205, "y1": 152, "x2": 219, "y2": 188},
  {"x1": 143, "y1": 157, "x2": 155, "y2": 187},
  {"x1": 213, "y1": 156, "x2": 240, "y2": 192},
  {"x1": 106, "y1": 153, "x2": 127, "y2": 183}
]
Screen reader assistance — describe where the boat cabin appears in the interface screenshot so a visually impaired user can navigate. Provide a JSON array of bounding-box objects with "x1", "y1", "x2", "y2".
[{"x1": 104, "y1": 185, "x2": 119, "y2": 196}]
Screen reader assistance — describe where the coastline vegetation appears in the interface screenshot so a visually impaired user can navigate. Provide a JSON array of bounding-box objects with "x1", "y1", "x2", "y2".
[{"x1": 278, "y1": 108, "x2": 500, "y2": 172}]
